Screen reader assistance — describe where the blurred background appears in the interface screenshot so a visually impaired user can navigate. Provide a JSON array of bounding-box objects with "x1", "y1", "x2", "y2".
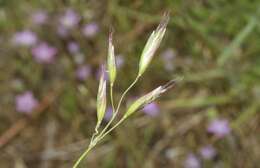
[{"x1": 0, "y1": 0, "x2": 260, "y2": 167}]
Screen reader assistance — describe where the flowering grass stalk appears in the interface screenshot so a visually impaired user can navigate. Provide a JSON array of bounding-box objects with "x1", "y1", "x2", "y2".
[{"x1": 72, "y1": 12, "x2": 179, "y2": 168}]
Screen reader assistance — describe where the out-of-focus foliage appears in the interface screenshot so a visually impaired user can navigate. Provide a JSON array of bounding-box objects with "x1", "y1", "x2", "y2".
[{"x1": 0, "y1": 0, "x2": 259, "y2": 167}]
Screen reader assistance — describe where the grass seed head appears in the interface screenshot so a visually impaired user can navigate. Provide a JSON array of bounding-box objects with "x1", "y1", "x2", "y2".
[
  {"x1": 138, "y1": 13, "x2": 169, "y2": 76},
  {"x1": 107, "y1": 30, "x2": 117, "y2": 85},
  {"x1": 97, "y1": 65, "x2": 107, "y2": 124}
]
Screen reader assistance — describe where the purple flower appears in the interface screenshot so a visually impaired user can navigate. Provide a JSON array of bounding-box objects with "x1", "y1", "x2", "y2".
[
  {"x1": 76, "y1": 65, "x2": 91, "y2": 81},
  {"x1": 12, "y1": 31, "x2": 37, "y2": 47},
  {"x1": 104, "y1": 107, "x2": 113, "y2": 122},
  {"x1": 82, "y1": 22, "x2": 99, "y2": 38},
  {"x1": 59, "y1": 9, "x2": 80, "y2": 29},
  {"x1": 15, "y1": 91, "x2": 38, "y2": 114},
  {"x1": 162, "y1": 48, "x2": 175, "y2": 71},
  {"x1": 32, "y1": 43, "x2": 57, "y2": 64},
  {"x1": 207, "y1": 119, "x2": 231, "y2": 138},
  {"x1": 143, "y1": 102, "x2": 160, "y2": 117},
  {"x1": 184, "y1": 154, "x2": 201, "y2": 168},
  {"x1": 200, "y1": 145, "x2": 216, "y2": 160},
  {"x1": 31, "y1": 10, "x2": 48, "y2": 25},
  {"x1": 68, "y1": 41, "x2": 80, "y2": 54},
  {"x1": 116, "y1": 54, "x2": 125, "y2": 68},
  {"x1": 57, "y1": 26, "x2": 69, "y2": 38},
  {"x1": 162, "y1": 48, "x2": 175, "y2": 60}
]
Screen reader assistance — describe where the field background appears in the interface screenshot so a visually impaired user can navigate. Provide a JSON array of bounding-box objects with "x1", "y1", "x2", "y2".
[{"x1": 0, "y1": 0, "x2": 259, "y2": 167}]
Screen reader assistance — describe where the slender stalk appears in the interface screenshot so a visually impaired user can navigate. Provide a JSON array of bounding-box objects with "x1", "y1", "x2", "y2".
[
  {"x1": 98, "y1": 116, "x2": 126, "y2": 142},
  {"x1": 73, "y1": 143, "x2": 95, "y2": 168},
  {"x1": 115, "y1": 75, "x2": 140, "y2": 114},
  {"x1": 98, "y1": 75, "x2": 140, "y2": 138},
  {"x1": 90, "y1": 123, "x2": 100, "y2": 143},
  {"x1": 73, "y1": 75, "x2": 140, "y2": 168},
  {"x1": 110, "y1": 84, "x2": 115, "y2": 113},
  {"x1": 73, "y1": 116, "x2": 126, "y2": 168}
]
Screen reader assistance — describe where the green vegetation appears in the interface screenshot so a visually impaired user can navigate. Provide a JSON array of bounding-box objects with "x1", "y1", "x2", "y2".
[{"x1": 0, "y1": 0, "x2": 259, "y2": 167}]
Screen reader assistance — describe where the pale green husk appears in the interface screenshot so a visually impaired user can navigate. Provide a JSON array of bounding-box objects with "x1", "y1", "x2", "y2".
[
  {"x1": 138, "y1": 15, "x2": 169, "y2": 76},
  {"x1": 107, "y1": 32, "x2": 117, "y2": 85},
  {"x1": 124, "y1": 86, "x2": 166, "y2": 118},
  {"x1": 96, "y1": 68, "x2": 107, "y2": 123}
]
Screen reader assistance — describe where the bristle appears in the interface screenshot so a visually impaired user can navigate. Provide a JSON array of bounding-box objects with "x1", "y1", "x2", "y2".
[
  {"x1": 109, "y1": 27, "x2": 114, "y2": 43},
  {"x1": 157, "y1": 12, "x2": 170, "y2": 31},
  {"x1": 163, "y1": 76, "x2": 183, "y2": 91}
]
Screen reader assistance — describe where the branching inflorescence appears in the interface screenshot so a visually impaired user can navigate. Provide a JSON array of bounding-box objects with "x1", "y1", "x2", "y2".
[{"x1": 73, "y1": 12, "x2": 180, "y2": 168}]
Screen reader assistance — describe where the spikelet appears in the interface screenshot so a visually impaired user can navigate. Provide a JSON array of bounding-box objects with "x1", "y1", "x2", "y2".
[
  {"x1": 107, "y1": 30, "x2": 117, "y2": 86},
  {"x1": 138, "y1": 13, "x2": 169, "y2": 76},
  {"x1": 124, "y1": 86, "x2": 166, "y2": 118},
  {"x1": 123, "y1": 78, "x2": 179, "y2": 118},
  {"x1": 96, "y1": 66, "x2": 107, "y2": 124}
]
